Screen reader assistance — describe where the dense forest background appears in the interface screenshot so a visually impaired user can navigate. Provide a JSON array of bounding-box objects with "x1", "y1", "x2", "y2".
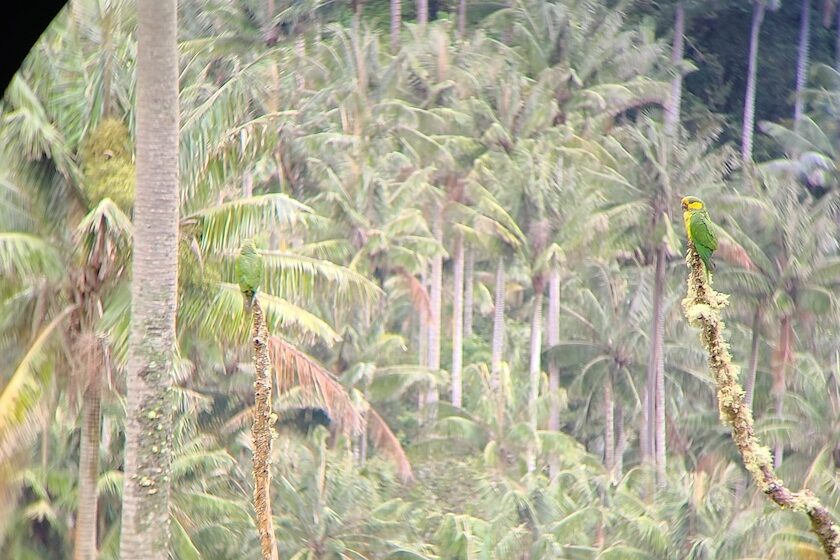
[{"x1": 1, "y1": 0, "x2": 840, "y2": 558}]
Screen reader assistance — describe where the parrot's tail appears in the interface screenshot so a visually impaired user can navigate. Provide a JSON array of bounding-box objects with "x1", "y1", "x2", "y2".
[{"x1": 242, "y1": 290, "x2": 256, "y2": 314}]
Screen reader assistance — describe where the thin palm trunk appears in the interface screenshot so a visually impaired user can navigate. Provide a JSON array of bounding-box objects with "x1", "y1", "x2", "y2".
[
  {"x1": 664, "y1": 2, "x2": 685, "y2": 135},
  {"x1": 426, "y1": 214, "x2": 443, "y2": 417},
  {"x1": 41, "y1": 408, "x2": 49, "y2": 470},
  {"x1": 547, "y1": 269, "x2": 560, "y2": 431},
  {"x1": 614, "y1": 403, "x2": 625, "y2": 481},
  {"x1": 836, "y1": 5, "x2": 840, "y2": 71},
  {"x1": 651, "y1": 243, "x2": 667, "y2": 486},
  {"x1": 794, "y1": 0, "x2": 811, "y2": 128},
  {"x1": 604, "y1": 374, "x2": 615, "y2": 482},
  {"x1": 74, "y1": 374, "x2": 101, "y2": 560},
  {"x1": 451, "y1": 234, "x2": 464, "y2": 408},
  {"x1": 527, "y1": 288, "x2": 544, "y2": 473},
  {"x1": 418, "y1": 269, "x2": 428, "y2": 409},
  {"x1": 251, "y1": 302, "x2": 279, "y2": 560},
  {"x1": 640, "y1": 385, "x2": 651, "y2": 463},
  {"x1": 742, "y1": 1, "x2": 766, "y2": 164},
  {"x1": 266, "y1": 0, "x2": 281, "y2": 111},
  {"x1": 295, "y1": 34, "x2": 307, "y2": 91},
  {"x1": 490, "y1": 257, "x2": 506, "y2": 391},
  {"x1": 390, "y1": 0, "x2": 401, "y2": 52},
  {"x1": 417, "y1": 0, "x2": 428, "y2": 28},
  {"x1": 457, "y1": 0, "x2": 467, "y2": 39},
  {"x1": 744, "y1": 306, "x2": 763, "y2": 409},
  {"x1": 772, "y1": 316, "x2": 793, "y2": 469},
  {"x1": 463, "y1": 244, "x2": 474, "y2": 337},
  {"x1": 119, "y1": 1, "x2": 179, "y2": 557}
]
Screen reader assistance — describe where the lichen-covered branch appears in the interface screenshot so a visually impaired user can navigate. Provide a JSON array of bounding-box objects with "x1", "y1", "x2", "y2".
[
  {"x1": 251, "y1": 301, "x2": 279, "y2": 560},
  {"x1": 682, "y1": 245, "x2": 840, "y2": 559}
]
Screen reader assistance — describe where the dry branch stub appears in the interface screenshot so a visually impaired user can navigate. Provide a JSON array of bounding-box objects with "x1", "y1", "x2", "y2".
[{"x1": 682, "y1": 245, "x2": 840, "y2": 560}]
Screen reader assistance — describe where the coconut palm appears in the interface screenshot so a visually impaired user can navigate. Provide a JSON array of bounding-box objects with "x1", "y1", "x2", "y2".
[
  {"x1": 547, "y1": 263, "x2": 648, "y2": 483},
  {"x1": 742, "y1": 0, "x2": 781, "y2": 164}
]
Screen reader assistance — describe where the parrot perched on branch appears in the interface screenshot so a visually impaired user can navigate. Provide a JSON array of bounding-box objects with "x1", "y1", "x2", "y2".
[
  {"x1": 236, "y1": 239, "x2": 264, "y2": 313},
  {"x1": 681, "y1": 196, "x2": 718, "y2": 276}
]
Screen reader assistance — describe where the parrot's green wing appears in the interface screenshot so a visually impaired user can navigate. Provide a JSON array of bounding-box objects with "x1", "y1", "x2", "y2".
[
  {"x1": 236, "y1": 241, "x2": 264, "y2": 311},
  {"x1": 689, "y1": 210, "x2": 717, "y2": 271}
]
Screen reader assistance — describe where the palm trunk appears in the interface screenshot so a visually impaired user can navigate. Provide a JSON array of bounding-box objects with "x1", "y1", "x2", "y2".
[
  {"x1": 418, "y1": 269, "x2": 429, "y2": 409},
  {"x1": 490, "y1": 257, "x2": 506, "y2": 391},
  {"x1": 295, "y1": 35, "x2": 307, "y2": 91},
  {"x1": 457, "y1": 0, "x2": 467, "y2": 39},
  {"x1": 651, "y1": 243, "x2": 667, "y2": 486},
  {"x1": 664, "y1": 2, "x2": 685, "y2": 135},
  {"x1": 451, "y1": 234, "x2": 465, "y2": 407},
  {"x1": 41, "y1": 407, "x2": 49, "y2": 469},
  {"x1": 390, "y1": 0, "x2": 401, "y2": 52},
  {"x1": 74, "y1": 375, "x2": 102, "y2": 560},
  {"x1": 741, "y1": 1, "x2": 766, "y2": 164},
  {"x1": 772, "y1": 316, "x2": 793, "y2": 469},
  {"x1": 744, "y1": 306, "x2": 762, "y2": 409},
  {"x1": 604, "y1": 374, "x2": 615, "y2": 483},
  {"x1": 794, "y1": 0, "x2": 811, "y2": 128},
  {"x1": 357, "y1": 409, "x2": 368, "y2": 466},
  {"x1": 463, "y1": 244, "x2": 474, "y2": 337},
  {"x1": 640, "y1": 385, "x2": 651, "y2": 464},
  {"x1": 417, "y1": 0, "x2": 428, "y2": 28},
  {"x1": 251, "y1": 302, "x2": 279, "y2": 560},
  {"x1": 119, "y1": 1, "x2": 179, "y2": 557},
  {"x1": 101, "y1": 13, "x2": 114, "y2": 119},
  {"x1": 547, "y1": 269, "x2": 560, "y2": 431},
  {"x1": 614, "y1": 403, "x2": 626, "y2": 481},
  {"x1": 527, "y1": 288, "x2": 544, "y2": 473},
  {"x1": 426, "y1": 214, "x2": 443, "y2": 417},
  {"x1": 836, "y1": 5, "x2": 840, "y2": 71}
]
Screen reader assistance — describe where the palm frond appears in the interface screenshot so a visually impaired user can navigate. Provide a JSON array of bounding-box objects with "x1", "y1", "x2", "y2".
[
  {"x1": 367, "y1": 407, "x2": 413, "y2": 483},
  {"x1": 182, "y1": 194, "x2": 314, "y2": 254},
  {"x1": 0, "y1": 306, "x2": 73, "y2": 462},
  {"x1": 0, "y1": 233, "x2": 63, "y2": 281},
  {"x1": 187, "y1": 283, "x2": 339, "y2": 346},
  {"x1": 74, "y1": 198, "x2": 133, "y2": 263},
  {"x1": 259, "y1": 251, "x2": 382, "y2": 305},
  {"x1": 270, "y1": 336, "x2": 363, "y2": 436}
]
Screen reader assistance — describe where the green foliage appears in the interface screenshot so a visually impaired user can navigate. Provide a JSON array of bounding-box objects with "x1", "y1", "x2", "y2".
[
  {"x1": 2, "y1": 0, "x2": 840, "y2": 558},
  {"x1": 79, "y1": 118, "x2": 135, "y2": 212}
]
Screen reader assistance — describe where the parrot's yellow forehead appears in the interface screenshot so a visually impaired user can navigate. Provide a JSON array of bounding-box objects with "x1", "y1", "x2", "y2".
[{"x1": 681, "y1": 196, "x2": 704, "y2": 211}]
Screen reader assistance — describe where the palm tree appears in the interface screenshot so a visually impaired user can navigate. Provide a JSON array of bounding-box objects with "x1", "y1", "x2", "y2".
[
  {"x1": 547, "y1": 263, "x2": 647, "y2": 483},
  {"x1": 391, "y1": 0, "x2": 401, "y2": 52},
  {"x1": 272, "y1": 427, "x2": 428, "y2": 559},
  {"x1": 742, "y1": 0, "x2": 781, "y2": 164},
  {"x1": 665, "y1": 2, "x2": 686, "y2": 135},
  {"x1": 0, "y1": 5, "x2": 137, "y2": 557},
  {"x1": 119, "y1": 0, "x2": 179, "y2": 557},
  {"x1": 794, "y1": 0, "x2": 812, "y2": 129},
  {"x1": 417, "y1": 0, "x2": 428, "y2": 28}
]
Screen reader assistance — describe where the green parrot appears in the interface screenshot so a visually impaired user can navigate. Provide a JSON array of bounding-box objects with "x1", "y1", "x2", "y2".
[
  {"x1": 236, "y1": 239, "x2": 264, "y2": 313},
  {"x1": 681, "y1": 196, "x2": 718, "y2": 276}
]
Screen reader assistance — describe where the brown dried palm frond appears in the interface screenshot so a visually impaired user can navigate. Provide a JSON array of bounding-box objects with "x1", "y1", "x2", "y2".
[
  {"x1": 269, "y1": 336, "x2": 363, "y2": 436},
  {"x1": 399, "y1": 270, "x2": 430, "y2": 321},
  {"x1": 367, "y1": 406, "x2": 413, "y2": 483},
  {"x1": 716, "y1": 238, "x2": 754, "y2": 271},
  {"x1": 268, "y1": 337, "x2": 415, "y2": 482}
]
